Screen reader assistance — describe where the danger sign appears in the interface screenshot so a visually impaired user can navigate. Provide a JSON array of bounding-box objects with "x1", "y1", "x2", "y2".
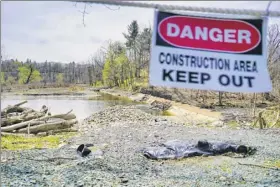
[{"x1": 149, "y1": 10, "x2": 272, "y2": 93}]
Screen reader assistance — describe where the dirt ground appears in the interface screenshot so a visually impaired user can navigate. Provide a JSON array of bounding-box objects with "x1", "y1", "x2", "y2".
[
  {"x1": 1, "y1": 87, "x2": 279, "y2": 186},
  {"x1": 1, "y1": 105, "x2": 280, "y2": 187}
]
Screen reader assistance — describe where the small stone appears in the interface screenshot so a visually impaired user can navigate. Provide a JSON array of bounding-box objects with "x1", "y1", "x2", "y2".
[
  {"x1": 121, "y1": 178, "x2": 129, "y2": 183},
  {"x1": 77, "y1": 180, "x2": 84, "y2": 187},
  {"x1": 212, "y1": 121, "x2": 224, "y2": 127}
]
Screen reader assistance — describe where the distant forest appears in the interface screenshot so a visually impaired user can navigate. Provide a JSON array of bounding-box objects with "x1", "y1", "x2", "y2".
[
  {"x1": 1, "y1": 59, "x2": 92, "y2": 85},
  {"x1": 1, "y1": 20, "x2": 152, "y2": 89}
]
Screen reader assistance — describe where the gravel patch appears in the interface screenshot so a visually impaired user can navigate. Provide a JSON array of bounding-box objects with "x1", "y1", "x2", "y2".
[{"x1": 1, "y1": 105, "x2": 280, "y2": 187}]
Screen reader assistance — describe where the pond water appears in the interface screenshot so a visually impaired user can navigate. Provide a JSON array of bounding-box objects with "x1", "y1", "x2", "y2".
[{"x1": 1, "y1": 93, "x2": 162, "y2": 120}]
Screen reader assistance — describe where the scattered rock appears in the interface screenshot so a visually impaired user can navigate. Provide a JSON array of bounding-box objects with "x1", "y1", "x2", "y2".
[
  {"x1": 121, "y1": 178, "x2": 129, "y2": 183},
  {"x1": 211, "y1": 121, "x2": 224, "y2": 127},
  {"x1": 150, "y1": 100, "x2": 172, "y2": 111},
  {"x1": 80, "y1": 106, "x2": 158, "y2": 130},
  {"x1": 2, "y1": 104, "x2": 280, "y2": 187},
  {"x1": 139, "y1": 88, "x2": 172, "y2": 100}
]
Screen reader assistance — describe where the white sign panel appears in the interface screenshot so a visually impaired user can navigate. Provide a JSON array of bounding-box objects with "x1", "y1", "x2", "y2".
[{"x1": 149, "y1": 10, "x2": 272, "y2": 93}]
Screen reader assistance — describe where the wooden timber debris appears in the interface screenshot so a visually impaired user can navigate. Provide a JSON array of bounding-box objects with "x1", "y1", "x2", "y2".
[{"x1": 1, "y1": 101, "x2": 78, "y2": 135}]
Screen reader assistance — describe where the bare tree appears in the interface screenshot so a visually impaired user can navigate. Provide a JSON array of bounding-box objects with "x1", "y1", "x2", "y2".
[
  {"x1": 1, "y1": 45, "x2": 8, "y2": 61},
  {"x1": 267, "y1": 24, "x2": 280, "y2": 99}
]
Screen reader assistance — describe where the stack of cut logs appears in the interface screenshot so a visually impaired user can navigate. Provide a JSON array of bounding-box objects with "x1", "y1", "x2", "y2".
[{"x1": 1, "y1": 101, "x2": 78, "y2": 135}]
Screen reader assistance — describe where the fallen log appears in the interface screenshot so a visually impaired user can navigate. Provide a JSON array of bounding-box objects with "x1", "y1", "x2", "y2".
[
  {"x1": 2, "y1": 111, "x2": 76, "y2": 132},
  {"x1": 37, "y1": 111, "x2": 76, "y2": 122},
  {"x1": 14, "y1": 101, "x2": 28, "y2": 107},
  {"x1": 1, "y1": 101, "x2": 78, "y2": 134},
  {"x1": 1, "y1": 120, "x2": 46, "y2": 132},
  {"x1": 22, "y1": 108, "x2": 35, "y2": 115},
  {"x1": 18, "y1": 119, "x2": 78, "y2": 134},
  {"x1": 3, "y1": 108, "x2": 35, "y2": 119},
  {"x1": 37, "y1": 127, "x2": 78, "y2": 136},
  {"x1": 50, "y1": 113, "x2": 76, "y2": 120},
  {"x1": 1, "y1": 106, "x2": 26, "y2": 117},
  {"x1": 44, "y1": 128, "x2": 78, "y2": 135},
  {"x1": 1, "y1": 132, "x2": 35, "y2": 137},
  {"x1": 6, "y1": 112, "x2": 21, "y2": 117},
  {"x1": 1, "y1": 101, "x2": 28, "y2": 116},
  {"x1": 1, "y1": 111, "x2": 46, "y2": 127},
  {"x1": 1, "y1": 118, "x2": 25, "y2": 127},
  {"x1": 51, "y1": 128, "x2": 78, "y2": 134}
]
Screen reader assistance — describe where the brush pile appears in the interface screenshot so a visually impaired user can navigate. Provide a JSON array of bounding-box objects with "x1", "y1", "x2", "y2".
[{"x1": 1, "y1": 101, "x2": 78, "y2": 135}]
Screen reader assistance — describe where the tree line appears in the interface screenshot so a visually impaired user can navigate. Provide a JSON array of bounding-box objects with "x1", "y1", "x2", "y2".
[
  {"x1": 1, "y1": 59, "x2": 90, "y2": 86},
  {"x1": 1, "y1": 20, "x2": 152, "y2": 90}
]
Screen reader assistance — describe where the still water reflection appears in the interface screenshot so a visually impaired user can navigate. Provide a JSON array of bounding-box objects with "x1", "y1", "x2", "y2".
[{"x1": 1, "y1": 95, "x2": 136, "y2": 121}]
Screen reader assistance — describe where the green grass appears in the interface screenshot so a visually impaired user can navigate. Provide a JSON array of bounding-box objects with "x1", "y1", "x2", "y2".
[
  {"x1": 262, "y1": 109, "x2": 280, "y2": 127},
  {"x1": 227, "y1": 120, "x2": 240, "y2": 129},
  {"x1": 88, "y1": 93, "x2": 134, "y2": 103},
  {"x1": 263, "y1": 159, "x2": 280, "y2": 168},
  {"x1": 68, "y1": 86, "x2": 85, "y2": 92},
  {"x1": 219, "y1": 160, "x2": 232, "y2": 173},
  {"x1": 1, "y1": 132, "x2": 77, "y2": 150},
  {"x1": 161, "y1": 110, "x2": 175, "y2": 116}
]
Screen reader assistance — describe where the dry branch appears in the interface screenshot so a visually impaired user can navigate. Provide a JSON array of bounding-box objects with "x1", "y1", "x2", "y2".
[
  {"x1": 1, "y1": 112, "x2": 46, "y2": 127},
  {"x1": 253, "y1": 111, "x2": 267, "y2": 129},
  {"x1": 1, "y1": 132, "x2": 35, "y2": 137},
  {"x1": 14, "y1": 101, "x2": 28, "y2": 107},
  {"x1": 18, "y1": 119, "x2": 78, "y2": 134},
  {"x1": 25, "y1": 157, "x2": 76, "y2": 162},
  {"x1": 1, "y1": 101, "x2": 28, "y2": 116},
  {"x1": 1, "y1": 118, "x2": 24, "y2": 127},
  {"x1": 1, "y1": 101, "x2": 78, "y2": 134},
  {"x1": 38, "y1": 112, "x2": 76, "y2": 122},
  {"x1": 271, "y1": 110, "x2": 280, "y2": 128},
  {"x1": 1, "y1": 120, "x2": 45, "y2": 132},
  {"x1": 51, "y1": 128, "x2": 78, "y2": 134},
  {"x1": 238, "y1": 162, "x2": 279, "y2": 171}
]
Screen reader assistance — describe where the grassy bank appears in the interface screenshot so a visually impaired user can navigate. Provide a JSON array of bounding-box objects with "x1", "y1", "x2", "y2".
[{"x1": 2, "y1": 132, "x2": 77, "y2": 150}]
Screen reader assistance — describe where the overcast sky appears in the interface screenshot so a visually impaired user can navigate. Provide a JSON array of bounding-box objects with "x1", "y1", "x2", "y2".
[{"x1": 1, "y1": 1, "x2": 280, "y2": 63}]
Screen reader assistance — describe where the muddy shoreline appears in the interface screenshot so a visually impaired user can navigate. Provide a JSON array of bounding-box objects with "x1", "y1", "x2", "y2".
[
  {"x1": 1, "y1": 87, "x2": 223, "y2": 125},
  {"x1": 1, "y1": 86, "x2": 265, "y2": 128},
  {"x1": 1, "y1": 86, "x2": 272, "y2": 129},
  {"x1": 99, "y1": 88, "x2": 221, "y2": 121},
  {"x1": 98, "y1": 88, "x2": 256, "y2": 128}
]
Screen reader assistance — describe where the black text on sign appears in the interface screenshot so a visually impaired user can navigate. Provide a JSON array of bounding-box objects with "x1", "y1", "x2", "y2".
[{"x1": 149, "y1": 10, "x2": 272, "y2": 93}]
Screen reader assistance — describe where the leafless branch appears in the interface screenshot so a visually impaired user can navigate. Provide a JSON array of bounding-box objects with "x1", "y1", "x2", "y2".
[
  {"x1": 103, "y1": 4, "x2": 120, "y2": 11},
  {"x1": 74, "y1": 1, "x2": 121, "y2": 27},
  {"x1": 73, "y1": 2, "x2": 120, "y2": 27},
  {"x1": 238, "y1": 162, "x2": 279, "y2": 171},
  {"x1": 25, "y1": 157, "x2": 76, "y2": 162},
  {"x1": 74, "y1": 2, "x2": 89, "y2": 27},
  {"x1": 79, "y1": 3, "x2": 88, "y2": 27}
]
